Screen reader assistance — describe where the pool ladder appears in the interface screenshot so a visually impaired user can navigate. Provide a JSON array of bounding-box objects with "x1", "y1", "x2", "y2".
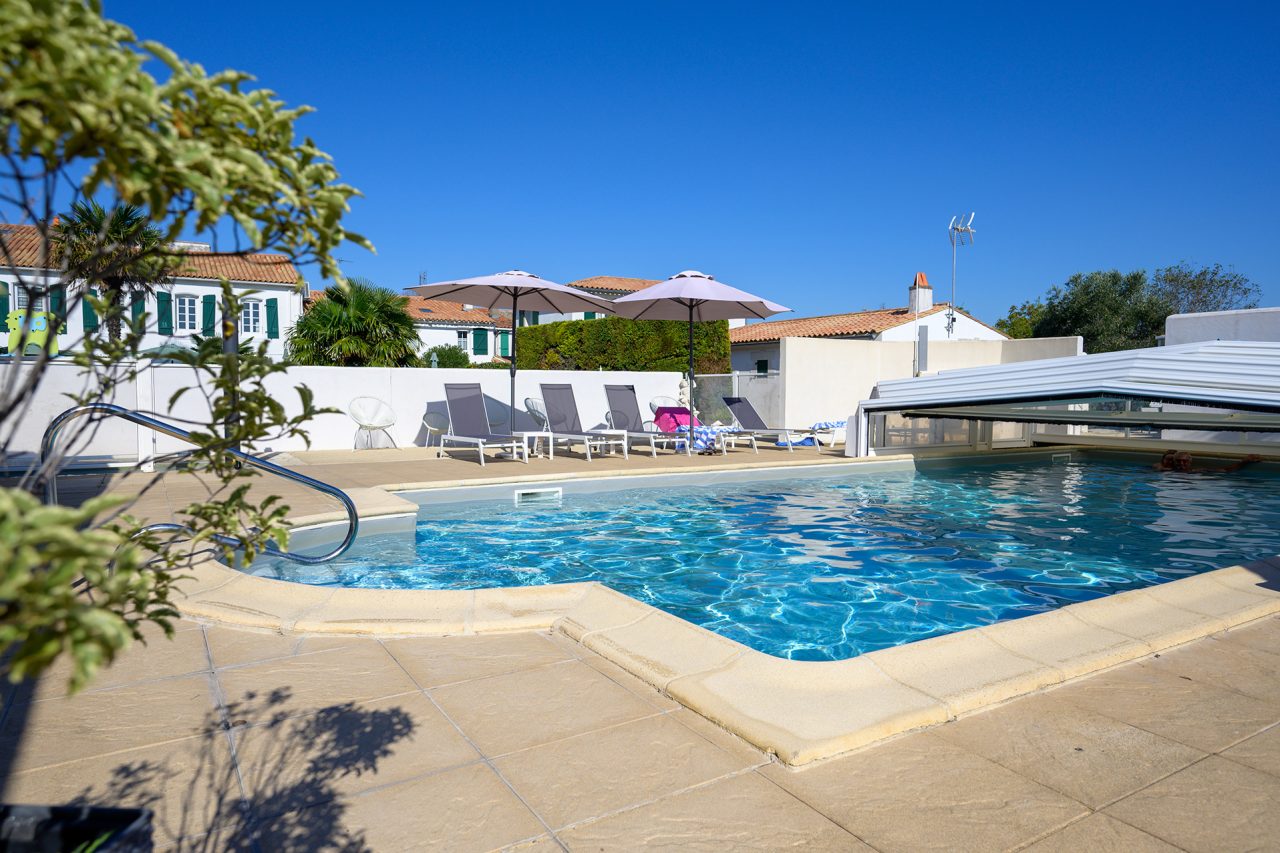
[{"x1": 40, "y1": 403, "x2": 359, "y2": 565}]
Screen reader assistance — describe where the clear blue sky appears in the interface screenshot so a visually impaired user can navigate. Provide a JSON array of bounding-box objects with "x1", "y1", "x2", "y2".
[{"x1": 106, "y1": 1, "x2": 1279, "y2": 322}]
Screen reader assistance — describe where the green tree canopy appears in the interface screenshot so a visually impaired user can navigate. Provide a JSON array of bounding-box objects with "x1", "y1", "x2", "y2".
[
  {"x1": 1151, "y1": 262, "x2": 1261, "y2": 316},
  {"x1": 994, "y1": 299, "x2": 1046, "y2": 339},
  {"x1": 996, "y1": 263, "x2": 1262, "y2": 353},
  {"x1": 287, "y1": 278, "x2": 421, "y2": 367}
]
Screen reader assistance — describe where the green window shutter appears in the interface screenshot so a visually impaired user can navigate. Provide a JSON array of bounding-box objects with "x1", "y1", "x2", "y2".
[
  {"x1": 266, "y1": 298, "x2": 280, "y2": 339},
  {"x1": 201, "y1": 294, "x2": 216, "y2": 335},
  {"x1": 156, "y1": 292, "x2": 173, "y2": 335},
  {"x1": 531, "y1": 311, "x2": 540, "y2": 325},
  {"x1": 131, "y1": 294, "x2": 145, "y2": 328},
  {"x1": 584, "y1": 311, "x2": 596, "y2": 320},
  {"x1": 472, "y1": 328, "x2": 488, "y2": 356},
  {"x1": 755, "y1": 359, "x2": 768, "y2": 375},
  {"x1": 82, "y1": 288, "x2": 98, "y2": 332},
  {"x1": 499, "y1": 331, "x2": 510, "y2": 357},
  {"x1": 50, "y1": 285, "x2": 67, "y2": 333},
  {"x1": 0, "y1": 286, "x2": 8, "y2": 349}
]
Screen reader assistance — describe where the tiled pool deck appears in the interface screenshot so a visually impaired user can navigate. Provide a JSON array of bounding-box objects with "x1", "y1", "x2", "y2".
[
  {"x1": 5, "y1": 446, "x2": 1280, "y2": 849},
  {"x1": 2, "y1": 617, "x2": 1278, "y2": 850}
]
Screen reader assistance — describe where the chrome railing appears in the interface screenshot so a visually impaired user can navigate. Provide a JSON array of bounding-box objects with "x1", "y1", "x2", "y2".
[{"x1": 40, "y1": 403, "x2": 359, "y2": 565}]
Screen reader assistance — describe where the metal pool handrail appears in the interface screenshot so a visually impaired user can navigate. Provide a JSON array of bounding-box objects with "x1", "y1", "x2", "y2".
[{"x1": 40, "y1": 403, "x2": 360, "y2": 565}]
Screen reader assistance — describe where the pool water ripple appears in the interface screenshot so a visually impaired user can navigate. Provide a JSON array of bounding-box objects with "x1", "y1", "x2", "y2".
[{"x1": 253, "y1": 459, "x2": 1280, "y2": 660}]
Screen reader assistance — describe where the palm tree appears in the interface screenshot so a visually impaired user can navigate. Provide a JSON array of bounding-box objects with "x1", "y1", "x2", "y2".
[
  {"x1": 286, "y1": 278, "x2": 421, "y2": 367},
  {"x1": 50, "y1": 201, "x2": 173, "y2": 341}
]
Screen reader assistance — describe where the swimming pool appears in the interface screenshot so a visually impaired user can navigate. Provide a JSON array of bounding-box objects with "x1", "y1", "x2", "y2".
[{"x1": 252, "y1": 455, "x2": 1280, "y2": 660}]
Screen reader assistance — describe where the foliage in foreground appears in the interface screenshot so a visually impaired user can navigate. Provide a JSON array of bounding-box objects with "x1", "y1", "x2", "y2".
[
  {"x1": 515, "y1": 316, "x2": 730, "y2": 374},
  {"x1": 995, "y1": 263, "x2": 1261, "y2": 352},
  {"x1": 287, "y1": 279, "x2": 421, "y2": 367},
  {"x1": 0, "y1": 0, "x2": 366, "y2": 692}
]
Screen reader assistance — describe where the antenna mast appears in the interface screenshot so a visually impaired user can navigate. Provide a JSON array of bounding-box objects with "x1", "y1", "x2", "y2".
[{"x1": 947, "y1": 213, "x2": 975, "y2": 339}]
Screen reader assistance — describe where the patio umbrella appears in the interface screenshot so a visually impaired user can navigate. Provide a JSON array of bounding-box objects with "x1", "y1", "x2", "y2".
[
  {"x1": 611, "y1": 270, "x2": 789, "y2": 419},
  {"x1": 408, "y1": 271, "x2": 614, "y2": 435}
]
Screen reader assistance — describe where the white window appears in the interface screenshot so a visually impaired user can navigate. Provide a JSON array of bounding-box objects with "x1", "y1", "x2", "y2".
[
  {"x1": 241, "y1": 299, "x2": 260, "y2": 334},
  {"x1": 14, "y1": 286, "x2": 45, "y2": 311},
  {"x1": 176, "y1": 295, "x2": 198, "y2": 332},
  {"x1": 456, "y1": 330, "x2": 468, "y2": 349}
]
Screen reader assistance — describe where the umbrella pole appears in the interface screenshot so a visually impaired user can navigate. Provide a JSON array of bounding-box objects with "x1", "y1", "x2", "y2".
[
  {"x1": 509, "y1": 292, "x2": 519, "y2": 438},
  {"x1": 687, "y1": 302, "x2": 695, "y2": 453}
]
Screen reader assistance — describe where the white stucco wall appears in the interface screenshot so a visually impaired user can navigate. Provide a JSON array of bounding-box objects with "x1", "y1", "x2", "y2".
[
  {"x1": 6, "y1": 361, "x2": 682, "y2": 463},
  {"x1": 2, "y1": 273, "x2": 303, "y2": 360},
  {"x1": 778, "y1": 336, "x2": 1084, "y2": 427},
  {"x1": 876, "y1": 311, "x2": 1005, "y2": 342},
  {"x1": 1164, "y1": 307, "x2": 1280, "y2": 346},
  {"x1": 414, "y1": 325, "x2": 509, "y2": 364}
]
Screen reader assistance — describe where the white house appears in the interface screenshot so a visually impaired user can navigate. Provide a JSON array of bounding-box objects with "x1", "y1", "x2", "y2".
[
  {"x1": 1, "y1": 223, "x2": 303, "y2": 360},
  {"x1": 403, "y1": 296, "x2": 512, "y2": 363},
  {"x1": 729, "y1": 272, "x2": 1006, "y2": 373}
]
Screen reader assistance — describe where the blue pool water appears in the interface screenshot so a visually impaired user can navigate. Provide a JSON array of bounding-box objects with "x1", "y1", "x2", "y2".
[{"x1": 253, "y1": 457, "x2": 1280, "y2": 660}]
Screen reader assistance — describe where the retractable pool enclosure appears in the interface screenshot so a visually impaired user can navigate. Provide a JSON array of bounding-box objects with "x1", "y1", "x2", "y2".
[{"x1": 846, "y1": 340, "x2": 1280, "y2": 457}]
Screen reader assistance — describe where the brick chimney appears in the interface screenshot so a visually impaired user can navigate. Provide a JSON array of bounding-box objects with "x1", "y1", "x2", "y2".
[{"x1": 908, "y1": 271, "x2": 932, "y2": 313}]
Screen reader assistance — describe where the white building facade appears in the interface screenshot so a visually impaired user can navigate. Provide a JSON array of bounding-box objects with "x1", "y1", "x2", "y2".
[
  {"x1": 2, "y1": 224, "x2": 303, "y2": 360},
  {"x1": 402, "y1": 296, "x2": 511, "y2": 364}
]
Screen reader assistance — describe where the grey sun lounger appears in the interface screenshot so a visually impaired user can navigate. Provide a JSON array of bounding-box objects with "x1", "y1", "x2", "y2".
[
  {"x1": 539, "y1": 384, "x2": 629, "y2": 461},
  {"x1": 604, "y1": 384, "x2": 691, "y2": 457},
  {"x1": 441, "y1": 383, "x2": 529, "y2": 466},
  {"x1": 722, "y1": 396, "x2": 821, "y2": 453}
]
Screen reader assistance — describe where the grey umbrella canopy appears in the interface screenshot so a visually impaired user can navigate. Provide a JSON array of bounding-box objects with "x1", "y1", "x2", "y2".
[
  {"x1": 408, "y1": 271, "x2": 614, "y2": 435},
  {"x1": 612, "y1": 271, "x2": 790, "y2": 419}
]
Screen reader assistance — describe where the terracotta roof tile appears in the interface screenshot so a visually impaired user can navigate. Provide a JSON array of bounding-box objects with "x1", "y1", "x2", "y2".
[
  {"x1": 567, "y1": 275, "x2": 660, "y2": 294},
  {"x1": 403, "y1": 296, "x2": 502, "y2": 326},
  {"x1": 729, "y1": 304, "x2": 953, "y2": 344},
  {"x1": 0, "y1": 223, "x2": 300, "y2": 284}
]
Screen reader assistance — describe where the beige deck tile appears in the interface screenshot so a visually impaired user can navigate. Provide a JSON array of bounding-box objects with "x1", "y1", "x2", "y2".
[
  {"x1": 1221, "y1": 724, "x2": 1280, "y2": 778},
  {"x1": 1143, "y1": 635, "x2": 1280, "y2": 703},
  {"x1": 667, "y1": 708, "x2": 771, "y2": 767},
  {"x1": 9, "y1": 622, "x2": 211, "y2": 702},
  {"x1": 1106, "y1": 756, "x2": 1280, "y2": 852},
  {"x1": 1067, "y1": 590, "x2": 1221, "y2": 650},
  {"x1": 504, "y1": 836, "x2": 563, "y2": 852},
  {"x1": 1, "y1": 734, "x2": 240, "y2": 847},
  {"x1": 215, "y1": 643, "x2": 418, "y2": 722},
  {"x1": 1205, "y1": 562, "x2": 1280, "y2": 601},
  {"x1": 430, "y1": 660, "x2": 658, "y2": 756},
  {"x1": 234, "y1": 693, "x2": 480, "y2": 815},
  {"x1": 668, "y1": 652, "x2": 946, "y2": 765},
  {"x1": 572, "y1": 643, "x2": 682, "y2": 711},
  {"x1": 0, "y1": 674, "x2": 218, "y2": 773},
  {"x1": 761, "y1": 732, "x2": 1087, "y2": 852},
  {"x1": 865, "y1": 627, "x2": 1060, "y2": 715},
  {"x1": 556, "y1": 771, "x2": 868, "y2": 851},
  {"x1": 581, "y1": 609, "x2": 743, "y2": 689},
  {"x1": 494, "y1": 713, "x2": 751, "y2": 830},
  {"x1": 1023, "y1": 814, "x2": 1180, "y2": 852},
  {"x1": 383, "y1": 631, "x2": 573, "y2": 689},
  {"x1": 1214, "y1": 614, "x2": 1280, "y2": 655},
  {"x1": 204, "y1": 625, "x2": 365, "y2": 669},
  {"x1": 178, "y1": 573, "x2": 336, "y2": 632},
  {"x1": 256, "y1": 762, "x2": 547, "y2": 853},
  {"x1": 932, "y1": 694, "x2": 1204, "y2": 808},
  {"x1": 979, "y1": 608, "x2": 1151, "y2": 680},
  {"x1": 1052, "y1": 662, "x2": 1280, "y2": 753}
]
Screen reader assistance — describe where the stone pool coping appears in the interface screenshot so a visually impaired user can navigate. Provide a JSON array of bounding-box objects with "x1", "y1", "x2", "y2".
[{"x1": 172, "y1": 449, "x2": 1280, "y2": 766}]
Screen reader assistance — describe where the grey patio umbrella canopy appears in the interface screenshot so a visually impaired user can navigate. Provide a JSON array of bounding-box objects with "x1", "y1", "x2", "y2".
[
  {"x1": 408, "y1": 271, "x2": 614, "y2": 434},
  {"x1": 611, "y1": 270, "x2": 790, "y2": 414}
]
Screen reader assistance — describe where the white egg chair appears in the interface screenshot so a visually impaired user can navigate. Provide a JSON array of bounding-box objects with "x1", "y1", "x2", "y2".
[{"x1": 348, "y1": 396, "x2": 398, "y2": 450}]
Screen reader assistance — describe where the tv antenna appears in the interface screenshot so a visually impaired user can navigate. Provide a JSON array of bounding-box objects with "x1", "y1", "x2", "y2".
[
  {"x1": 947, "y1": 212, "x2": 975, "y2": 338},
  {"x1": 418, "y1": 271, "x2": 430, "y2": 285}
]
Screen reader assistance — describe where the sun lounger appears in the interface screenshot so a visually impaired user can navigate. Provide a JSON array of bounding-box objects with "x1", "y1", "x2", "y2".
[
  {"x1": 722, "y1": 397, "x2": 819, "y2": 453},
  {"x1": 441, "y1": 383, "x2": 529, "y2": 466},
  {"x1": 604, "y1": 384, "x2": 691, "y2": 457},
  {"x1": 539, "y1": 384, "x2": 629, "y2": 461}
]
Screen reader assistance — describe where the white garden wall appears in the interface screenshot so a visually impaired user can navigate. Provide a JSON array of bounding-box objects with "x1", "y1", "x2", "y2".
[{"x1": 5, "y1": 360, "x2": 680, "y2": 464}]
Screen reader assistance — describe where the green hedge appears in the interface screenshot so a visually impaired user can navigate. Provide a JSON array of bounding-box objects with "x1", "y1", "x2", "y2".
[{"x1": 514, "y1": 317, "x2": 729, "y2": 374}]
